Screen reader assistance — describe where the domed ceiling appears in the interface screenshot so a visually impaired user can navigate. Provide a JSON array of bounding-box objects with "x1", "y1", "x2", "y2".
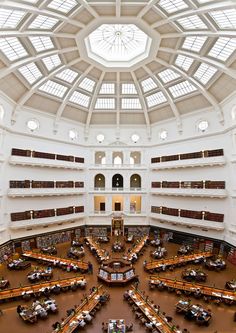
[{"x1": 0, "y1": 0, "x2": 235, "y2": 132}]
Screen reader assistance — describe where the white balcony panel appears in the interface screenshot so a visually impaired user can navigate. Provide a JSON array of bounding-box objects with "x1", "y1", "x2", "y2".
[
  {"x1": 151, "y1": 156, "x2": 226, "y2": 170},
  {"x1": 150, "y1": 213, "x2": 224, "y2": 231},
  {"x1": 150, "y1": 188, "x2": 227, "y2": 198},
  {"x1": 89, "y1": 187, "x2": 147, "y2": 193},
  {"x1": 9, "y1": 212, "x2": 85, "y2": 230},
  {"x1": 8, "y1": 188, "x2": 85, "y2": 197},
  {"x1": 89, "y1": 164, "x2": 147, "y2": 170},
  {"x1": 9, "y1": 156, "x2": 85, "y2": 169}
]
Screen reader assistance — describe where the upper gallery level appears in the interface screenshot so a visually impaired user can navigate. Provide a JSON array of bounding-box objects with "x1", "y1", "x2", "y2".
[
  {"x1": 151, "y1": 148, "x2": 226, "y2": 170},
  {"x1": 9, "y1": 148, "x2": 85, "y2": 169},
  {"x1": 8, "y1": 180, "x2": 85, "y2": 197},
  {"x1": 151, "y1": 180, "x2": 227, "y2": 198}
]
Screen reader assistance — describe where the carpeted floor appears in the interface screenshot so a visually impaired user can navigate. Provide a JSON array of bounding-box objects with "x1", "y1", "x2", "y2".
[{"x1": 0, "y1": 237, "x2": 235, "y2": 333}]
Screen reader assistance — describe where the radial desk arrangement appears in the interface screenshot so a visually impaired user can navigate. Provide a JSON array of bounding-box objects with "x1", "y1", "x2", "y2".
[
  {"x1": 0, "y1": 276, "x2": 86, "y2": 303},
  {"x1": 144, "y1": 251, "x2": 213, "y2": 272},
  {"x1": 126, "y1": 235, "x2": 148, "y2": 261},
  {"x1": 22, "y1": 251, "x2": 89, "y2": 272},
  {"x1": 51, "y1": 285, "x2": 109, "y2": 333},
  {"x1": 125, "y1": 285, "x2": 182, "y2": 333},
  {"x1": 149, "y1": 276, "x2": 236, "y2": 305}
]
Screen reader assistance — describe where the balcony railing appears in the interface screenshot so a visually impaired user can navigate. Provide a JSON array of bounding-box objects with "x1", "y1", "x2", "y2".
[
  {"x1": 89, "y1": 164, "x2": 147, "y2": 170},
  {"x1": 91, "y1": 187, "x2": 144, "y2": 192}
]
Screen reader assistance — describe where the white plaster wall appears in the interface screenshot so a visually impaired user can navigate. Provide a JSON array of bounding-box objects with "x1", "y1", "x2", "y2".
[{"x1": 0, "y1": 91, "x2": 236, "y2": 245}]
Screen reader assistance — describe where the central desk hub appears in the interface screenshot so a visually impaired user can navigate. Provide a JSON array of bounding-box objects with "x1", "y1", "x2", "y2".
[{"x1": 98, "y1": 259, "x2": 137, "y2": 285}]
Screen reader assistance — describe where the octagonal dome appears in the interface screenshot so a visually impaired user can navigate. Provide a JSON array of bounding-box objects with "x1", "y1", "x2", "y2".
[{"x1": 85, "y1": 24, "x2": 152, "y2": 67}]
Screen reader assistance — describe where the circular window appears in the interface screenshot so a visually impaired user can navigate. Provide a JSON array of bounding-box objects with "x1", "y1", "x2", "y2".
[
  {"x1": 96, "y1": 133, "x2": 105, "y2": 143},
  {"x1": 159, "y1": 130, "x2": 168, "y2": 140},
  {"x1": 27, "y1": 119, "x2": 39, "y2": 131},
  {"x1": 198, "y1": 120, "x2": 208, "y2": 132},
  {"x1": 69, "y1": 129, "x2": 78, "y2": 140},
  {"x1": 131, "y1": 133, "x2": 140, "y2": 143}
]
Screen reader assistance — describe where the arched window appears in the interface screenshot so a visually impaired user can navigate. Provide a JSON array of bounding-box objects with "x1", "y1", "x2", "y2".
[
  {"x1": 94, "y1": 174, "x2": 105, "y2": 189},
  {"x1": 114, "y1": 156, "x2": 122, "y2": 165},
  {"x1": 130, "y1": 174, "x2": 141, "y2": 189},
  {"x1": 112, "y1": 174, "x2": 123, "y2": 189}
]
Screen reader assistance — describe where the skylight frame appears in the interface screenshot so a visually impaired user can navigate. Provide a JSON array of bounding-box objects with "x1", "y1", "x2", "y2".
[
  {"x1": 47, "y1": 0, "x2": 78, "y2": 14},
  {"x1": 208, "y1": 37, "x2": 236, "y2": 61},
  {"x1": 209, "y1": 9, "x2": 236, "y2": 29},
  {"x1": 193, "y1": 63, "x2": 217, "y2": 85},
  {"x1": 56, "y1": 68, "x2": 79, "y2": 83},
  {"x1": 177, "y1": 15, "x2": 208, "y2": 30},
  {"x1": 121, "y1": 83, "x2": 137, "y2": 95},
  {"x1": 28, "y1": 15, "x2": 59, "y2": 30},
  {"x1": 0, "y1": 37, "x2": 28, "y2": 61},
  {"x1": 29, "y1": 36, "x2": 54, "y2": 52},
  {"x1": 157, "y1": 69, "x2": 180, "y2": 83},
  {"x1": 158, "y1": 0, "x2": 189, "y2": 14},
  {"x1": 146, "y1": 91, "x2": 167, "y2": 108},
  {"x1": 0, "y1": 9, "x2": 26, "y2": 29},
  {"x1": 42, "y1": 54, "x2": 61, "y2": 71},
  {"x1": 169, "y1": 80, "x2": 197, "y2": 98},
  {"x1": 18, "y1": 62, "x2": 43, "y2": 84},
  {"x1": 78, "y1": 77, "x2": 96, "y2": 93},
  {"x1": 121, "y1": 98, "x2": 142, "y2": 110},
  {"x1": 141, "y1": 77, "x2": 158, "y2": 93},
  {"x1": 175, "y1": 54, "x2": 194, "y2": 71},
  {"x1": 182, "y1": 36, "x2": 207, "y2": 52},
  {"x1": 95, "y1": 98, "x2": 116, "y2": 109},
  {"x1": 39, "y1": 80, "x2": 68, "y2": 98},
  {"x1": 99, "y1": 83, "x2": 115, "y2": 95},
  {"x1": 69, "y1": 90, "x2": 90, "y2": 108}
]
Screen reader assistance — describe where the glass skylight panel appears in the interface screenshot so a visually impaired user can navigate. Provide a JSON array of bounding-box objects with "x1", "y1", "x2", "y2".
[
  {"x1": 177, "y1": 15, "x2": 207, "y2": 30},
  {"x1": 194, "y1": 63, "x2": 217, "y2": 85},
  {"x1": 56, "y1": 69, "x2": 78, "y2": 83},
  {"x1": 197, "y1": 0, "x2": 213, "y2": 3},
  {"x1": 141, "y1": 78, "x2": 157, "y2": 93},
  {"x1": 158, "y1": 69, "x2": 180, "y2": 83},
  {"x1": 175, "y1": 55, "x2": 194, "y2": 71},
  {"x1": 169, "y1": 80, "x2": 197, "y2": 98},
  {"x1": 79, "y1": 78, "x2": 96, "y2": 92},
  {"x1": 48, "y1": 0, "x2": 77, "y2": 13},
  {"x1": 18, "y1": 63, "x2": 42, "y2": 84},
  {"x1": 182, "y1": 36, "x2": 207, "y2": 52},
  {"x1": 0, "y1": 37, "x2": 27, "y2": 61},
  {"x1": 95, "y1": 98, "x2": 115, "y2": 109},
  {"x1": 0, "y1": 9, "x2": 26, "y2": 29},
  {"x1": 121, "y1": 83, "x2": 137, "y2": 94},
  {"x1": 28, "y1": 15, "x2": 58, "y2": 30},
  {"x1": 209, "y1": 9, "x2": 236, "y2": 29},
  {"x1": 42, "y1": 54, "x2": 61, "y2": 71},
  {"x1": 39, "y1": 80, "x2": 68, "y2": 98},
  {"x1": 146, "y1": 92, "x2": 167, "y2": 107},
  {"x1": 122, "y1": 98, "x2": 142, "y2": 109},
  {"x1": 158, "y1": 0, "x2": 188, "y2": 14},
  {"x1": 29, "y1": 36, "x2": 54, "y2": 52},
  {"x1": 208, "y1": 37, "x2": 236, "y2": 61},
  {"x1": 99, "y1": 83, "x2": 115, "y2": 94},
  {"x1": 69, "y1": 91, "x2": 90, "y2": 108}
]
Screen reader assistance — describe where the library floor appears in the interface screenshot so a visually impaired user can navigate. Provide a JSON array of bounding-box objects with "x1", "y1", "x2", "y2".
[{"x1": 0, "y1": 238, "x2": 236, "y2": 333}]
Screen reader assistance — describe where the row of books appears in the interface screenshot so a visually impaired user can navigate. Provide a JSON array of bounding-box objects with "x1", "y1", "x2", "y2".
[
  {"x1": 151, "y1": 206, "x2": 224, "y2": 222},
  {"x1": 11, "y1": 148, "x2": 84, "y2": 163},
  {"x1": 11, "y1": 206, "x2": 84, "y2": 221},
  {"x1": 9, "y1": 180, "x2": 84, "y2": 189},
  {"x1": 151, "y1": 181, "x2": 225, "y2": 189},
  {"x1": 151, "y1": 148, "x2": 224, "y2": 164}
]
